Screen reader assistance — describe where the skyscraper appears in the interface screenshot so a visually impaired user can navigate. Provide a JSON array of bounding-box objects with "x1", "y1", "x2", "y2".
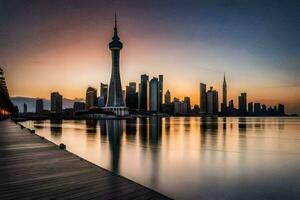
[
  {"x1": 149, "y1": 77, "x2": 159, "y2": 112},
  {"x1": 238, "y1": 92, "x2": 247, "y2": 116},
  {"x1": 105, "y1": 14, "x2": 128, "y2": 116},
  {"x1": 183, "y1": 97, "x2": 191, "y2": 114},
  {"x1": 221, "y1": 73, "x2": 227, "y2": 114},
  {"x1": 200, "y1": 83, "x2": 207, "y2": 113},
  {"x1": 36, "y1": 99, "x2": 43, "y2": 113},
  {"x1": 86, "y1": 87, "x2": 97, "y2": 110},
  {"x1": 139, "y1": 74, "x2": 149, "y2": 112},
  {"x1": 164, "y1": 90, "x2": 171, "y2": 104},
  {"x1": 248, "y1": 102, "x2": 254, "y2": 115},
  {"x1": 98, "y1": 83, "x2": 108, "y2": 107},
  {"x1": 254, "y1": 103, "x2": 261, "y2": 115},
  {"x1": 158, "y1": 75, "x2": 163, "y2": 112},
  {"x1": 207, "y1": 87, "x2": 218, "y2": 115},
  {"x1": 51, "y1": 92, "x2": 63, "y2": 113},
  {"x1": 126, "y1": 82, "x2": 138, "y2": 111}
]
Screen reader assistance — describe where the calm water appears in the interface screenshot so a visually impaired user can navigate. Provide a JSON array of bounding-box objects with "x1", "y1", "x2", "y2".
[{"x1": 23, "y1": 117, "x2": 300, "y2": 199}]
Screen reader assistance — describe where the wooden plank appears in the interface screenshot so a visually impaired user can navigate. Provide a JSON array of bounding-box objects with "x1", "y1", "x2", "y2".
[{"x1": 0, "y1": 120, "x2": 171, "y2": 200}]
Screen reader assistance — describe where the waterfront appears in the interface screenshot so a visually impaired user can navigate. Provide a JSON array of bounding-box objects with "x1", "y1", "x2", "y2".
[{"x1": 23, "y1": 117, "x2": 300, "y2": 199}]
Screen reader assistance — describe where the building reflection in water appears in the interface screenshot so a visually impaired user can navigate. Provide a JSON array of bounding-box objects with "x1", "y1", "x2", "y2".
[
  {"x1": 126, "y1": 118, "x2": 137, "y2": 142},
  {"x1": 238, "y1": 117, "x2": 247, "y2": 134},
  {"x1": 200, "y1": 117, "x2": 219, "y2": 148},
  {"x1": 106, "y1": 120, "x2": 123, "y2": 174},
  {"x1": 139, "y1": 117, "x2": 148, "y2": 146},
  {"x1": 50, "y1": 119, "x2": 62, "y2": 138},
  {"x1": 149, "y1": 116, "x2": 162, "y2": 187},
  {"x1": 85, "y1": 120, "x2": 97, "y2": 135}
]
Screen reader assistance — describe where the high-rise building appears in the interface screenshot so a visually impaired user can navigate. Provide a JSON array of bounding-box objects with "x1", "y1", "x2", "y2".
[
  {"x1": 139, "y1": 74, "x2": 149, "y2": 112},
  {"x1": 238, "y1": 92, "x2": 247, "y2": 116},
  {"x1": 23, "y1": 103, "x2": 27, "y2": 113},
  {"x1": 149, "y1": 77, "x2": 159, "y2": 112},
  {"x1": 278, "y1": 104, "x2": 285, "y2": 116},
  {"x1": 51, "y1": 92, "x2": 63, "y2": 113},
  {"x1": 164, "y1": 90, "x2": 171, "y2": 104},
  {"x1": 206, "y1": 87, "x2": 218, "y2": 115},
  {"x1": 126, "y1": 82, "x2": 138, "y2": 111},
  {"x1": 158, "y1": 75, "x2": 163, "y2": 112},
  {"x1": 183, "y1": 97, "x2": 191, "y2": 114},
  {"x1": 248, "y1": 102, "x2": 253, "y2": 115},
  {"x1": 221, "y1": 73, "x2": 227, "y2": 114},
  {"x1": 254, "y1": 103, "x2": 261, "y2": 116},
  {"x1": 200, "y1": 83, "x2": 207, "y2": 113},
  {"x1": 73, "y1": 102, "x2": 85, "y2": 112},
  {"x1": 86, "y1": 87, "x2": 97, "y2": 110},
  {"x1": 100, "y1": 83, "x2": 108, "y2": 106},
  {"x1": 173, "y1": 97, "x2": 183, "y2": 115},
  {"x1": 36, "y1": 99, "x2": 44, "y2": 113},
  {"x1": 105, "y1": 14, "x2": 128, "y2": 116}
]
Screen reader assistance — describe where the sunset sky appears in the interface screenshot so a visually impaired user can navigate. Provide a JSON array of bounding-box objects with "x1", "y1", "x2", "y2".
[{"x1": 0, "y1": 0, "x2": 299, "y2": 114}]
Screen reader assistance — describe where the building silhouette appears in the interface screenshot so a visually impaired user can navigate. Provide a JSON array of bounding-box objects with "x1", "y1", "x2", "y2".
[
  {"x1": 105, "y1": 14, "x2": 128, "y2": 116},
  {"x1": 73, "y1": 101, "x2": 85, "y2": 112},
  {"x1": 207, "y1": 87, "x2": 218, "y2": 115},
  {"x1": 200, "y1": 83, "x2": 207, "y2": 114},
  {"x1": 221, "y1": 73, "x2": 227, "y2": 115},
  {"x1": 248, "y1": 102, "x2": 254, "y2": 116},
  {"x1": 158, "y1": 75, "x2": 163, "y2": 112},
  {"x1": 36, "y1": 99, "x2": 44, "y2": 113},
  {"x1": 86, "y1": 87, "x2": 97, "y2": 110},
  {"x1": 183, "y1": 97, "x2": 191, "y2": 114},
  {"x1": 149, "y1": 77, "x2": 159, "y2": 112},
  {"x1": 139, "y1": 74, "x2": 149, "y2": 112},
  {"x1": 125, "y1": 82, "x2": 138, "y2": 111},
  {"x1": 278, "y1": 104, "x2": 285, "y2": 115},
  {"x1": 98, "y1": 83, "x2": 108, "y2": 107},
  {"x1": 164, "y1": 90, "x2": 171, "y2": 105},
  {"x1": 51, "y1": 92, "x2": 62, "y2": 113},
  {"x1": 238, "y1": 92, "x2": 247, "y2": 116}
]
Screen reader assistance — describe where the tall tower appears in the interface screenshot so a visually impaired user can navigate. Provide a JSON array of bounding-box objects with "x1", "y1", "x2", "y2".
[
  {"x1": 105, "y1": 14, "x2": 128, "y2": 116},
  {"x1": 222, "y1": 73, "x2": 227, "y2": 107}
]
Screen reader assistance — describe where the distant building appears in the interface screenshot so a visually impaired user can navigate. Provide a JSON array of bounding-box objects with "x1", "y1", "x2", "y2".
[
  {"x1": 126, "y1": 82, "x2": 138, "y2": 111},
  {"x1": 158, "y1": 75, "x2": 163, "y2": 112},
  {"x1": 86, "y1": 87, "x2": 97, "y2": 110},
  {"x1": 238, "y1": 92, "x2": 247, "y2": 116},
  {"x1": 100, "y1": 83, "x2": 108, "y2": 106},
  {"x1": 248, "y1": 102, "x2": 253, "y2": 115},
  {"x1": 165, "y1": 90, "x2": 171, "y2": 105},
  {"x1": 36, "y1": 99, "x2": 44, "y2": 113},
  {"x1": 23, "y1": 103, "x2": 27, "y2": 113},
  {"x1": 51, "y1": 92, "x2": 63, "y2": 113},
  {"x1": 173, "y1": 97, "x2": 183, "y2": 115},
  {"x1": 183, "y1": 97, "x2": 191, "y2": 114},
  {"x1": 200, "y1": 83, "x2": 207, "y2": 113},
  {"x1": 139, "y1": 74, "x2": 149, "y2": 112},
  {"x1": 207, "y1": 87, "x2": 218, "y2": 115},
  {"x1": 73, "y1": 102, "x2": 85, "y2": 112},
  {"x1": 278, "y1": 104, "x2": 285, "y2": 116},
  {"x1": 149, "y1": 77, "x2": 159, "y2": 112},
  {"x1": 221, "y1": 74, "x2": 227, "y2": 114},
  {"x1": 98, "y1": 96, "x2": 106, "y2": 107},
  {"x1": 254, "y1": 103, "x2": 261, "y2": 115}
]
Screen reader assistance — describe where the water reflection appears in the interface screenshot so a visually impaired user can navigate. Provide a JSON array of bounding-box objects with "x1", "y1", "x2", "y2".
[
  {"x1": 85, "y1": 120, "x2": 97, "y2": 134},
  {"x1": 29, "y1": 117, "x2": 300, "y2": 200},
  {"x1": 50, "y1": 119, "x2": 62, "y2": 137},
  {"x1": 106, "y1": 120, "x2": 123, "y2": 173}
]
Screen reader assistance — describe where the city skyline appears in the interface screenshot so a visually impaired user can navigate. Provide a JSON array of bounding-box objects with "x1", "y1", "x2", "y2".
[{"x1": 1, "y1": 1, "x2": 300, "y2": 114}]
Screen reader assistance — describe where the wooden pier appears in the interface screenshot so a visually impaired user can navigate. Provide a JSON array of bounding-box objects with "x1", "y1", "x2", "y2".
[{"x1": 0, "y1": 120, "x2": 170, "y2": 200}]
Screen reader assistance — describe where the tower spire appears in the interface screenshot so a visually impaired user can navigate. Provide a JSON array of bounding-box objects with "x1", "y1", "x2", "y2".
[{"x1": 113, "y1": 13, "x2": 119, "y2": 40}]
